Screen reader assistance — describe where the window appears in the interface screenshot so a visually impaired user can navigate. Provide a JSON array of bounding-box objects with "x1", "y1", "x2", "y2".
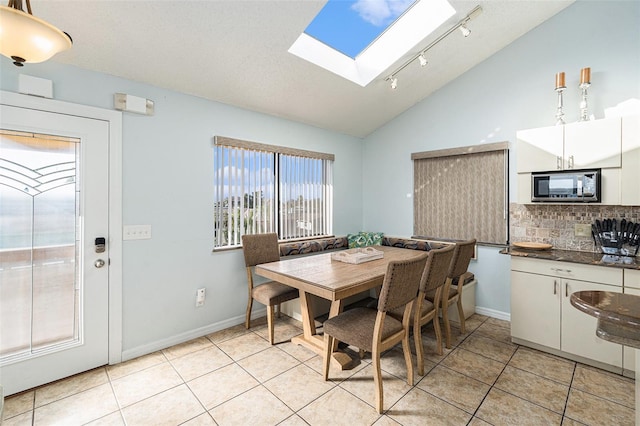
[
  {"x1": 213, "y1": 136, "x2": 334, "y2": 248},
  {"x1": 412, "y1": 142, "x2": 509, "y2": 245}
]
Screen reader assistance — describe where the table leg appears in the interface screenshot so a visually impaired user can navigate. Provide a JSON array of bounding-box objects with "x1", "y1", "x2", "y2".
[{"x1": 289, "y1": 293, "x2": 354, "y2": 370}]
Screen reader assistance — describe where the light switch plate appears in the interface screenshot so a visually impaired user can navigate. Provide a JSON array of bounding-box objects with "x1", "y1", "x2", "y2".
[{"x1": 123, "y1": 225, "x2": 152, "y2": 240}]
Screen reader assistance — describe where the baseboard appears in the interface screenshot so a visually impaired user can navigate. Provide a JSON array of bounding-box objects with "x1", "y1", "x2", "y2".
[
  {"x1": 120, "y1": 308, "x2": 266, "y2": 362},
  {"x1": 475, "y1": 306, "x2": 511, "y2": 322}
]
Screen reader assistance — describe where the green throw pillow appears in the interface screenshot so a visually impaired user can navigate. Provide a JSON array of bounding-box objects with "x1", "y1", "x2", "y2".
[{"x1": 347, "y1": 232, "x2": 384, "y2": 248}]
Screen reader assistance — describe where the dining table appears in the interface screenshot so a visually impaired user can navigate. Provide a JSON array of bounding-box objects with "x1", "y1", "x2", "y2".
[{"x1": 255, "y1": 245, "x2": 425, "y2": 370}]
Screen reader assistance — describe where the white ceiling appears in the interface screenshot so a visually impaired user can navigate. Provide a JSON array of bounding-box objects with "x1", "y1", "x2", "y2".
[{"x1": 31, "y1": 0, "x2": 574, "y2": 138}]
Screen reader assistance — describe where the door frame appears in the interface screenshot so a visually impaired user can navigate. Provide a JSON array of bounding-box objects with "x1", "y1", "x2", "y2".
[{"x1": 0, "y1": 90, "x2": 123, "y2": 365}]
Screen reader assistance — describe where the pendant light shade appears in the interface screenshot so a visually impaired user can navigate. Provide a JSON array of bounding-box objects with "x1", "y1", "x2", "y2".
[{"x1": 0, "y1": 0, "x2": 72, "y2": 67}]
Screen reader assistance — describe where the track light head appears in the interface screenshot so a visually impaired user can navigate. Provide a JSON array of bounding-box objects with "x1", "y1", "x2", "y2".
[
  {"x1": 459, "y1": 23, "x2": 471, "y2": 37},
  {"x1": 418, "y1": 53, "x2": 427, "y2": 67},
  {"x1": 390, "y1": 76, "x2": 398, "y2": 90}
]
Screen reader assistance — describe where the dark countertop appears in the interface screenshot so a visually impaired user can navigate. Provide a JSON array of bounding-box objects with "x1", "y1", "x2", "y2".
[
  {"x1": 571, "y1": 291, "x2": 640, "y2": 349},
  {"x1": 500, "y1": 247, "x2": 640, "y2": 270}
]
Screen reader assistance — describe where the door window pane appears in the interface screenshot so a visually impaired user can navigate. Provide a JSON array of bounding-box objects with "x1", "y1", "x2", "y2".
[{"x1": 0, "y1": 130, "x2": 80, "y2": 359}]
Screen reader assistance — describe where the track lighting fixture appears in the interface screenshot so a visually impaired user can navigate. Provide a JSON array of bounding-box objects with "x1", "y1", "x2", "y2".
[
  {"x1": 459, "y1": 23, "x2": 471, "y2": 37},
  {"x1": 384, "y1": 5, "x2": 482, "y2": 90},
  {"x1": 418, "y1": 53, "x2": 428, "y2": 67}
]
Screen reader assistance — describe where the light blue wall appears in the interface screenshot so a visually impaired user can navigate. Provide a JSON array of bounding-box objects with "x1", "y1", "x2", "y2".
[
  {"x1": 361, "y1": 0, "x2": 640, "y2": 317},
  {"x1": 0, "y1": 60, "x2": 364, "y2": 356},
  {"x1": 1, "y1": 0, "x2": 638, "y2": 356}
]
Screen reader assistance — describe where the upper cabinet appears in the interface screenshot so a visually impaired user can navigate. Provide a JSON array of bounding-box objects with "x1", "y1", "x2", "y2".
[
  {"x1": 516, "y1": 116, "x2": 639, "y2": 206},
  {"x1": 516, "y1": 117, "x2": 622, "y2": 173},
  {"x1": 621, "y1": 115, "x2": 640, "y2": 206}
]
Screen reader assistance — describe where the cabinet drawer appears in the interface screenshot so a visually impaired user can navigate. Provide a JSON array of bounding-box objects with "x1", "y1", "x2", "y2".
[
  {"x1": 625, "y1": 269, "x2": 640, "y2": 290},
  {"x1": 511, "y1": 257, "x2": 622, "y2": 286}
]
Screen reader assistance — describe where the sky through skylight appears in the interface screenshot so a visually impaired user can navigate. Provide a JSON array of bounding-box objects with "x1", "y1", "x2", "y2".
[
  {"x1": 305, "y1": 0, "x2": 417, "y2": 59},
  {"x1": 288, "y1": 0, "x2": 455, "y2": 86}
]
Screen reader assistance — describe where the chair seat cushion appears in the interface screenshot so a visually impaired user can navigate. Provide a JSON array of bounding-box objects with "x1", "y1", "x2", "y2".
[
  {"x1": 388, "y1": 299, "x2": 435, "y2": 322},
  {"x1": 323, "y1": 308, "x2": 403, "y2": 352},
  {"x1": 425, "y1": 287, "x2": 458, "y2": 303},
  {"x1": 252, "y1": 281, "x2": 299, "y2": 306}
]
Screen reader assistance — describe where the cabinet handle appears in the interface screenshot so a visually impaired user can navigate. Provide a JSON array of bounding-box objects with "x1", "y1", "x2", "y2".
[
  {"x1": 551, "y1": 267, "x2": 572, "y2": 273},
  {"x1": 554, "y1": 280, "x2": 557, "y2": 295},
  {"x1": 556, "y1": 156, "x2": 562, "y2": 170},
  {"x1": 568, "y1": 155, "x2": 574, "y2": 169},
  {"x1": 565, "y1": 282, "x2": 569, "y2": 297}
]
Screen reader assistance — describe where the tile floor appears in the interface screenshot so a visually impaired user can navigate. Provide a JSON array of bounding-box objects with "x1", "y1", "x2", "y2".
[{"x1": 1, "y1": 313, "x2": 635, "y2": 425}]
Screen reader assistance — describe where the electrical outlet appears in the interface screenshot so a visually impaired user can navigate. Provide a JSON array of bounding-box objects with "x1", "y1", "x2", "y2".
[
  {"x1": 196, "y1": 288, "x2": 206, "y2": 307},
  {"x1": 574, "y1": 223, "x2": 592, "y2": 237}
]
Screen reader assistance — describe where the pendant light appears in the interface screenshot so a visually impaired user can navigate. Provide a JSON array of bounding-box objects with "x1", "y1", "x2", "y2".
[{"x1": 0, "y1": 0, "x2": 72, "y2": 67}]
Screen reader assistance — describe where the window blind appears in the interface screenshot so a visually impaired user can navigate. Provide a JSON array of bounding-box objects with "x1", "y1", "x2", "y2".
[{"x1": 412, "y1": 143, "x2": 508, "y2": 245}]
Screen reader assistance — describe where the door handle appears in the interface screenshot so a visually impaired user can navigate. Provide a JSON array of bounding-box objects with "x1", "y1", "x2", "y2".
[
  {"x1": 568, "y1": 155, "x2": 574, "y2": 169},
  {"x1": 553, "y1": 280, "x2": 557, "y2": 295},
  {"x1": 94, "y1": 259, "x2": 106, "y2": 268},
  {"x1": 556, "y1": 156, "x2": 562, "y2": 170}
]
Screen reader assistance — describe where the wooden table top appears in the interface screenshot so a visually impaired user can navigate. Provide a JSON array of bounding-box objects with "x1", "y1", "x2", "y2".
[{"x1": 255, "y1": 246, "x2": 425, "y2": 301}]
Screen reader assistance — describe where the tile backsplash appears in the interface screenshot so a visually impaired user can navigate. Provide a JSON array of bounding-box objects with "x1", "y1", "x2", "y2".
[{"x1": 510, "y1": 203, "x2": 640, "y2": 252}]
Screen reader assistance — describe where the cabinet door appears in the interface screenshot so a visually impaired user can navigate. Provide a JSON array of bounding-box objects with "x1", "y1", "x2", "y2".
[
  {"x1": 511, "y1": 271, "x2": 560, "y2": 349},
  {"x1": 623, "y1": 270, "x2": 640, "y2": 372},
  {"x1": 564, "y1": 117, "x2": 622, "y2": 169},
  {"x1": 561, "y1": 280, "x2": 623, "y2": 367},
  {"x1": 516, "y1": 126, "x2": 564, "y2": 173},
  {"x1": 623, "y1": 286, "x2": 640, "y2": 373},
  {"x1": 621, "y1": 115, "x2": 640, "y2": 205}
]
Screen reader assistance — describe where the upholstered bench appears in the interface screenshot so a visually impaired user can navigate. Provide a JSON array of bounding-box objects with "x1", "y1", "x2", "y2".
[{"x1": 279, "y1": 236, "x2": 348, "y2": 257}]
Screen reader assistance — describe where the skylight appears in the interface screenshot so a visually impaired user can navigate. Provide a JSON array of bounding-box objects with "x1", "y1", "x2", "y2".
[
  {"x1": 304, "y1": 0, "x2": 416, "y2": 59},
  {"x1": 289, "y1": 0, "x2": 456, "y2": 87}
]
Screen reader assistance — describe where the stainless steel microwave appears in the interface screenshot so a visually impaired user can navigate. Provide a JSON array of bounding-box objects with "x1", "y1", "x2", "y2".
[{"x1": 531, "y1": 169, "x2": 601, "y2": 202}]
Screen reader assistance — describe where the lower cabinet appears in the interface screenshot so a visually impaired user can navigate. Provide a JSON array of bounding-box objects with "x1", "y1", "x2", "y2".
[
  {"x1": 623, "y1": 269, "x2": 640, "y2": 374},
  {"x1": 511, "y1": 257, "x2": 624, "y2": 369}
]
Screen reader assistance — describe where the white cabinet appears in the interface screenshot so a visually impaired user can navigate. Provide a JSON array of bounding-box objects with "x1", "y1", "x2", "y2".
[
  {"x1": 623, "y1": 269, "x2": 640, "y2": 373},
  {"x1": 564, "y1": 118, "x2": 622, "y2": 169},
  {"x1": 511, "y1": 258, "x2": 624, "y2": 368},
  {"x1": 511, "y1": 270, "x2": 560, "y2": 349},
  {"x1": 516, "y1": 125, "x2": 564, "y2": 173},
  {"x1": 516, "y1": 117, "x2": 627, "y2": 205},
  {"x1": 516, "y1": 117, "x2": 622, "y2": 173},
  {"x1": 561, "y1": 280, "x2": 623, "y2": 367},
  {"x1": 621, "y1": 115, "x2": 640, "y2": 206}
]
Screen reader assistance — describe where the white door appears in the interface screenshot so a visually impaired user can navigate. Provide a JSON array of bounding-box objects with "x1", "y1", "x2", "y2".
[{"x1": 0, "y1": 104, "x2": 110, "y2": 395}]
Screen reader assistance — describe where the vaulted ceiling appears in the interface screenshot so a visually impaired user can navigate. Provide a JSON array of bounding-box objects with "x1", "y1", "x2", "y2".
[{"x1": 32, "y1": 0, "x2": 573, "y2": 137}]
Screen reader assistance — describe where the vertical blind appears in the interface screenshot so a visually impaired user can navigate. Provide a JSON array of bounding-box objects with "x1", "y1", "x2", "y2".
[
  {"x1": 412, "y1": 143, "x2": 508, "y2": 245},
  {"x1": 213, "y1": 136, "x2": 334, "y2": 248}
]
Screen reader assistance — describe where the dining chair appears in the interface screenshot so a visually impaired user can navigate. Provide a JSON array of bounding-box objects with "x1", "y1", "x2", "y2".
[
  {"x1": 322, "y1": 252, "x2": 429, "y2": 414},
  {"x1": 388, "y1": 244, "x2": 455, "y2": 375},
  {"x1": 426, "y1": 239, "x2": 476, "y2": 349},
  {"x1": 241, "y1": 233, "x2": 299, "y2": 345}
]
